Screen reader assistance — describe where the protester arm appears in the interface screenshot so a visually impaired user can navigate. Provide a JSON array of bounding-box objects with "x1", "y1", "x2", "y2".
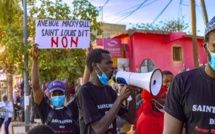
[
  {"x1": 121, "y1": 87, "x2": 137, "y2": 124},
  {"x1": 31, "y1": 44, "x2": 43, "y2": 105},
  {"x1": 82, "y1": 46, "x2": 92, "y2": 84},
  {"x1": 163, "y1": 112, "x2": 183, "y2": 134},
  {"x1": 90, "y1": 86, "x2": 131, "y2": 134},
  {"x1": 163, "y1": 74, "x2": 185, "y2": 134},
  {"x1": 90, "y1": 97, "x2": 124, "y2": 133},
  {"x1": 82, "y1": 66, "x2": 90, "y2": 84}
]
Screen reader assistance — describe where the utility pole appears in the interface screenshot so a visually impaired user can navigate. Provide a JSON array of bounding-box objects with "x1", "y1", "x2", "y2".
[
  {"x1": 200, "y1": 0, "x2": 208, "y2": 25},
  {"x1": 101, "y1": 6, "x2": 105, "y2": 46},
  {"x1": 23, "y1": 0, "x2": 30, "y2": 132},
  {"x1": 191, "y1": 0, "x2": 199, "y2": 68}
]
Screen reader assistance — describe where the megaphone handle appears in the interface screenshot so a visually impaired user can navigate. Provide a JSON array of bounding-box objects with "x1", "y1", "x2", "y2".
[{"x1": 127, "y1": 95, "x2": 132, "y2": 101}]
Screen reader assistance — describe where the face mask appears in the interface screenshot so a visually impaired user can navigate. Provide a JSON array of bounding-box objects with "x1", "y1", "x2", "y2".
[
  {"x1": 51, "y1": 95, "x2": 65, "y2": 107},
  {"x1": 96, "y1": 64, "x2": 109, "y2": 85},
  {"x1": 153, "y1": 99, "x2": 164, "y2": 113},
  {"x1": 207, "y1": 44, "x2": 215, "y2": 71}
]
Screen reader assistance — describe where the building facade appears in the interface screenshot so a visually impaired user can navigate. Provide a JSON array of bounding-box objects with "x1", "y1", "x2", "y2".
[{"x1": 96, "y1": 30, "x2": 207, "y2": 75}]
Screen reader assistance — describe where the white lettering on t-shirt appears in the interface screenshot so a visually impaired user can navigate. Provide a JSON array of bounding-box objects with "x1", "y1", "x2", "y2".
[
  {"x1": 59, "y1": 125, "x2": 65, "y2": 128},
  {"x1": 51, "y1": 119, "x2": 73, "y2": 124},
  {"x1": 97, "y1": 104, "x2": 113, "y2": 109},
  {"x1": 192, "y1": 105, "x2": 215, "y2": 113},
  {"x1": 209, "y1": 118, "x2": 215, "y2": 125}
]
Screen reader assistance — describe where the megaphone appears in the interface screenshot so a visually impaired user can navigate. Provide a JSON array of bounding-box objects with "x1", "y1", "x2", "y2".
[{"x1": 113, "y1": 69, "x2": 163, "y2": 96}]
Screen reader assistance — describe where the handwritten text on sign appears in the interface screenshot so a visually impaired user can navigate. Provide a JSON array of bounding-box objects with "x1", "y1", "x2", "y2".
[{"x1": 35, "y1": 20, "x2": 90, "y2": 49}]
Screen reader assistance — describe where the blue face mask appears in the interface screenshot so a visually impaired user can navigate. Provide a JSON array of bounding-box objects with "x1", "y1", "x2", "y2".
[
  {"x1": 208, "y1": 44, "x2": 215, "y2": 71},
  {"x1": 96, "y1": 64, "x2": 109, "y2": 85},
  {"x1": 51, "y1": 95, "x2": 65, "y2": 107}
]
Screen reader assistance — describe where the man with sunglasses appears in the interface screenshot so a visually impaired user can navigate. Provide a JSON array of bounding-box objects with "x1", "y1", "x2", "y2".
[{"x1": 31, "y1": 44, "x2": 79, "y2": 134}]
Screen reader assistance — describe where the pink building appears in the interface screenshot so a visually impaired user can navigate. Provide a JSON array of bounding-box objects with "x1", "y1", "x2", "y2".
[{"x1": 96, "y1": 30, "x2": 207, "y2": 75}]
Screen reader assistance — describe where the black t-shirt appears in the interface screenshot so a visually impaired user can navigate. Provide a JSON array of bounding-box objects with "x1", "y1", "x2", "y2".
[
  {"x1": 36, "y1": 97, "x2": 79, "y2": 134},
  {"x1": 164, "y1": 66, "x2": 215, "y2": 133},
  {"x1": 76, "y1": 82, "x2": 128, "y2": 134}
]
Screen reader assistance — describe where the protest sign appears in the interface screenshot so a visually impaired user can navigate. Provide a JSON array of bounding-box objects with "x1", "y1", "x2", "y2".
[{"x1": 35, "y1": 20, "x2": 90, "y2": 49}]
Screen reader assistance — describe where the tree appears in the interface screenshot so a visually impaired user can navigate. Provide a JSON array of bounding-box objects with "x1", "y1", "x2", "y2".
[
  {"x1": 0, "y1": 0, "x2": 102, "y2": 101},
  {"x1": 0, "y1": 0, "x2": 24, "y2": 101},
  {"x1": 0, "y1": 0, "x2": 102, "y2": 81},
  {"x1": 130, "y1": 18, "x2": 189, "y2": 32},
  {"x1": 27, "y1": 0, "x2": 102, "y2": 82}
]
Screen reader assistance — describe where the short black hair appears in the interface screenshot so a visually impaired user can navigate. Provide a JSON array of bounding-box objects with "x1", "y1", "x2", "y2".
[
  {"x1": 27, "y1": 125, "x2": 55, "y2": 134},
  {"x1": 162, "y1": 70, "x2": 174, "y2": 76},
  {"x1": 86, "y1": 48, "x2": 110, "y2": 72}
]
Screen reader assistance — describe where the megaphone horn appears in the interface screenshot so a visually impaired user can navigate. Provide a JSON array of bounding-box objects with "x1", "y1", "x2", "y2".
[{"x1": 113, "y1": 69, "x2": 163, "y2": 96}]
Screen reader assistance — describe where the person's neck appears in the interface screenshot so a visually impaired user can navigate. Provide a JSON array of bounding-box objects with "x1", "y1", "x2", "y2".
[{"x1": 205, "y1": 64, "x2": 215, "y2": 78}]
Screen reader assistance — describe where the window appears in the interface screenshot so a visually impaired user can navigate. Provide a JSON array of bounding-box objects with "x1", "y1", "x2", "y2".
[
  {"x1": 173, "y1": 46, "x2": 182, "y2": 61},
  {"x1": 138, "y1": 59, "x2": 157, "y2": 73}
]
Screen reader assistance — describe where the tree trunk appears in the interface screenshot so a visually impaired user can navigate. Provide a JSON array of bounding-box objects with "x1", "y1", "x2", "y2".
[{"x1": 6, "y1": 74, "x2": 13, "y2": 103}]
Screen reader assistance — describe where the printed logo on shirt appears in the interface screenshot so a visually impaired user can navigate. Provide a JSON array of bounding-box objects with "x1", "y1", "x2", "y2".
[
  {"x1": 51, "y1": 119, "x2": 73, "y2": 124},
  {"x1": 210, "y1": 118, "x2": 215, "y2": 125},
  {"x1": 97, "y1": 104, "x2": 113, "y2": 109},
  {"x1": 192, "y1": 104, "x2": 215, "y2": 113},
  {"x1": 192, "y1": 104, "x2": 215, "y2": 133},
  {"x1": 192, "y1": 104, "x2": 215, "y2": 125},
  {"x1": 195, "y1": 126, "x2": 210, "y2": 133}
]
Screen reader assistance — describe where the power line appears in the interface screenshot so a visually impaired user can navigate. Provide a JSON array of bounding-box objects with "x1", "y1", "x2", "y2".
[
  {"x1": 105, "y1": 0, "x2": 158, "y2": 21},
  {"x1": 98, "y1": 0, "x2": 110, "y2": 12},
  {"x1": 178, "y1": 0, "x2": 183, "y2": 20},
  {"x1": 104, "y1": 4, "x2": 140, "y2": 19},
  {"x1": 98, "y1": 0, "x2": 159, "y2": 24},
  {"x1": 196, "y1": 3, "x2": 205, "y2": 24},
  {"x1": 117, "y1": 0, "x2": 158, "y2": 16},
  {"x1": 180, "y1": 1, "x2": 200, "y2": 7},
  {"x1": 115, "y1": 0, "x2": 149, "y2": 23},
  {"x1": 152, "y1": 0, "x2": 173, "y2": 24}
]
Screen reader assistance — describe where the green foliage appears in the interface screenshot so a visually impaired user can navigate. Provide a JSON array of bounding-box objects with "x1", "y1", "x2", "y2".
[
  {"x1": 0, "y1": 0, "x2": 21, "y2": 24},
  {"x1": 72, "y1": 0, "x2": 103, "y2": 41},
  {"x1": 131, "y1": 17, "x2": 189, "y2": 32},
  {"x1": 0, "y1": 0, "x2": 102, "y2": 83},
  {"x1": 33, "y1": 48, "x2": 86, "y2": 82},
  {"x1": 0, "y1": 0, "x2": 27, "y2": 74}
]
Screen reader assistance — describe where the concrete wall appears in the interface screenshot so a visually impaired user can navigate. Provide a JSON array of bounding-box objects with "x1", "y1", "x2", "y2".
[
  {"x1": 92, "y1": 23, "x2": 126, "y2": 39},
  {"x1": 101, "y1": 23, "x2": 126, "y2": 38}
]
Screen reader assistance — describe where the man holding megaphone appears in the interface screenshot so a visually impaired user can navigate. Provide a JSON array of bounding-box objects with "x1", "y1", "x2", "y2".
[{"x1": 76, "y1": 48, "x2": 137, "y2": 134}]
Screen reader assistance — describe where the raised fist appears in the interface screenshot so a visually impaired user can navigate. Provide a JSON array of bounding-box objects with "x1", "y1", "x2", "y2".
[{"x1": 31, "y1": 43, "x2": 40, "y2": 58}]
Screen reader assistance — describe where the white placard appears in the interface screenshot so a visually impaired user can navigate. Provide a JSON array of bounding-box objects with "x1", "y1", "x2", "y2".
[
  {"x1": 117, "y1": 58, "x2": 129, "y2": 71},
  {"x1": 35, "y1": 20, "x2": 90, "y2": 49}
]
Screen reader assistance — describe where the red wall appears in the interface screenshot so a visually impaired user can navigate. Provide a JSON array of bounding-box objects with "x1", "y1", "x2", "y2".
[{"x1": 117, "y1": 32, "x2": 207, "y2": 75}]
